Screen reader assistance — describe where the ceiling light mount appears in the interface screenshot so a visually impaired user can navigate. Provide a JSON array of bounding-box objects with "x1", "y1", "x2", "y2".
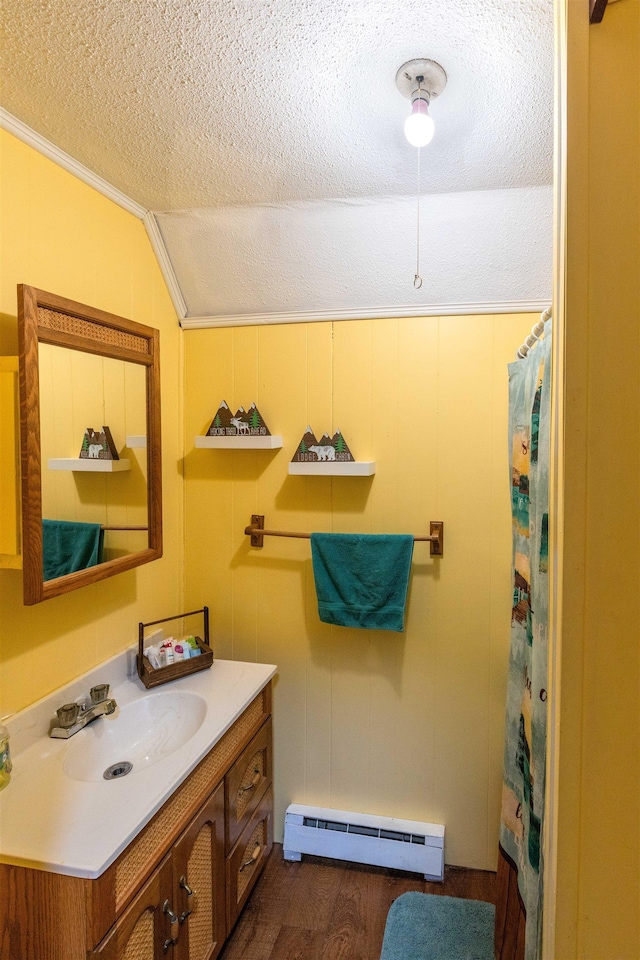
[{"x1": 395, "y1": 59, "x2": 447, "y2": 103}]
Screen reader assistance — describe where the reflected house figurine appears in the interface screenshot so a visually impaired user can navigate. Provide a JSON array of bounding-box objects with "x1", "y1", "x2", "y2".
[{"x1": 79, "y1": 426, "x2": 119, "y2": 460}]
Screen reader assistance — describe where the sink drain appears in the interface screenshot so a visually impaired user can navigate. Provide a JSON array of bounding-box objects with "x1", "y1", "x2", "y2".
[{"x1": 104, "y1": 761, "x2": 133, "y2": 780}]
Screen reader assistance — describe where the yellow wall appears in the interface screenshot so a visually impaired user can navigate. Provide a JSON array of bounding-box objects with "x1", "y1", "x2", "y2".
[
  {"x1": 0, "y1": 129, "x2": 184, "y2": 715},
  {"x1": 555, "y1": 1, "x2": 640, "y2": 957},
  {"x1": 184, "y1": 312, "x2": 533, "y2": 867}
]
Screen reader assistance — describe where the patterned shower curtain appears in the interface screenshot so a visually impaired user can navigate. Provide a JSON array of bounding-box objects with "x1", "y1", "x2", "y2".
[{"x1": 499, "y1": 323, "x2": 551, "y2": 960}]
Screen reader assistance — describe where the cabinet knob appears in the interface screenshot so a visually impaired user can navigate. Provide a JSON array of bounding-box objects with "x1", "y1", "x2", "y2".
[
  {"x1": 240, "y1": 842, "x2": 262, "y2": 872},
  {"x1": 163, "y1": 899, "x2": 180, "y2": 952},
  {"x1": 163, "y1": 899, "x2": 179, "y2": 924},
  {"x1": 179, "y1": 875, "x2": 195, "y2": 923},
  {"x1": 179, "y1": 876, "x2": 194, "y2": 897},
  {"x1": 239, "y1": 769, "x2": 261, "y2": 794}
]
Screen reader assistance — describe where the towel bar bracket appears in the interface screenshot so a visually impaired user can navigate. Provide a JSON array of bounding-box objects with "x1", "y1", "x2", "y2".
[
  {"x1": 430, "y1": 521, "x2": 444, "y2": 557},
  {"x1": 249, "y1": 514, "x2": 265, "y2": 548},
  {"x1": 244, "y1": 515, "x2": 444, "y2": 557}
]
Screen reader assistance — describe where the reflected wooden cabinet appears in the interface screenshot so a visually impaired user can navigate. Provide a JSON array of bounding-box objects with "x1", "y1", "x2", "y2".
[{"x1": 0, "y1": 684, "x2": 273, "y2": 960}]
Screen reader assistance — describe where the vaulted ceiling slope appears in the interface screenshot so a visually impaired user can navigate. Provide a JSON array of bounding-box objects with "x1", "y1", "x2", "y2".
[{"x1": 1, "y1": 0, "x2": 554, "y2": 322}]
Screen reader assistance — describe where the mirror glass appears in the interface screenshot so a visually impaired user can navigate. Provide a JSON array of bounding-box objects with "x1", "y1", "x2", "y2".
[
  {"x1": 18, "y1": 285, "x2": 162, "y2": 604},
  {"x1": 39, "y1": 345, "x2": 149, "y2": 571}
]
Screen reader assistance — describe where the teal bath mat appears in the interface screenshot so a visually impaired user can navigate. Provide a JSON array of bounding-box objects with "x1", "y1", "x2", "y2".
[{"x1": 380, "y1": 892, "x2": 495, "y2": 960}]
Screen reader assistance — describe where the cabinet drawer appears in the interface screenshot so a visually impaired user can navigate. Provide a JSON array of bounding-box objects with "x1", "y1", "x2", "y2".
[
  {"x1": 225, "y1": 718, "x2": 272, "y2": 852},
  {"x1": 226, "y1": 787, "x2": 273, "y2": 932}
]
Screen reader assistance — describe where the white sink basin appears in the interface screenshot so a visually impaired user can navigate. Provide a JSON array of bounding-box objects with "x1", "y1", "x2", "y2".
[{"x1": 63, "y1": 691, "x2": 207, "y2": 782}]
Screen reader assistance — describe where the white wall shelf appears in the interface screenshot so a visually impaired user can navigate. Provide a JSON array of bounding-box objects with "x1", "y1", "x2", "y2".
[
  {"x1": 48, "y1": 458, "x2": 131, "y2": 472},
  {"x1": 195, "y1": 435, "x2": 283, "y2": 450},
  {"x1": 288, "y1": 461, "x2": 376, "y2": 477}
]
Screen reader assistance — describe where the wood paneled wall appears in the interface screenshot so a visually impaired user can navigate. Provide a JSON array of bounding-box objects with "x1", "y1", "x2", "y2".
[{"x1": 184, "y1": 313, "x2": 533, "y2": 870}]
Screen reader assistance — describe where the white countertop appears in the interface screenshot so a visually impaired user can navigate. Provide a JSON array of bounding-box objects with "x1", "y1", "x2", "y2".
[{"x1": 0, "y1": 653, "x2": 276, "y2": 879}]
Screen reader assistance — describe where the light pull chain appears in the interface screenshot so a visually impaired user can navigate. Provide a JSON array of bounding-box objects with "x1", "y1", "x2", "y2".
[{"x1": 414, "y1": 141, "x2": 422, "y2": 289}]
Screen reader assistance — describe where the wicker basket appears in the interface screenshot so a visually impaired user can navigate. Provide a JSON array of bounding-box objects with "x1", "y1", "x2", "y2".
[{"x1": 137, "y1": 606, "x2": 214, "y2": 688}]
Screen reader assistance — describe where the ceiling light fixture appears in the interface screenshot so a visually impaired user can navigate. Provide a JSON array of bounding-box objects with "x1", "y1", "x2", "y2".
[
  {"x1": 396, "y1": 59, "x2": 447, "y2": 288},
  {"x1": 396, "y1": 58, "x2": 447, "y2": 147}
]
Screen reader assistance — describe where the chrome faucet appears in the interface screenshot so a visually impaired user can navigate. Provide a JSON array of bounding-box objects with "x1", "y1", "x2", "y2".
[{"x1": 49, "y1": 684, "x2": 117, "y2": 739}]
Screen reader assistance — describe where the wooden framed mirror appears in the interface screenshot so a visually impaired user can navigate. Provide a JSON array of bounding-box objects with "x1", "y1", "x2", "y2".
[{"x1": 18, "y1": 285, "x2": 162, "y2": 605}]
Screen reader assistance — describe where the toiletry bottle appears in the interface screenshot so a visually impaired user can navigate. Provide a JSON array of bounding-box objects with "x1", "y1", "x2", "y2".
[
  {"x1": 0, "y1": 723, "x2": 12, "y2": 791},
  {"x1": 162, "y1": 641, "x2": 175, "y2": 665}
]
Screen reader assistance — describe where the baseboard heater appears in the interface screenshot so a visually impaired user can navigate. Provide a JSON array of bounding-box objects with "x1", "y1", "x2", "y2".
[{"x1": 283, "y1": 803, "x2": 445, "y2": 881}]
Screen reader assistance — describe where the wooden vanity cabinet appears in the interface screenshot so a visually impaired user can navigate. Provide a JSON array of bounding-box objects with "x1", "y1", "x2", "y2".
[
  {"x1": 0, "y1": 683, "x2": 273, "y2": 960},
  {"x1": 95, "y1": 783, "x2": 226, "y2": 960}
]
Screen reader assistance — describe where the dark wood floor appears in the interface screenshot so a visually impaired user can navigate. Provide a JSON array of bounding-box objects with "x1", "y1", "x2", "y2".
[{"x1": 220, "y1": 843, "x2": 497, "y2": 960}]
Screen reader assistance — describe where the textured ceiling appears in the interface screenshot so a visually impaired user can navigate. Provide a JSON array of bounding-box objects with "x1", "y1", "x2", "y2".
[{"x1": 1, "y1": 0, "x2": 554, "y2": 318}]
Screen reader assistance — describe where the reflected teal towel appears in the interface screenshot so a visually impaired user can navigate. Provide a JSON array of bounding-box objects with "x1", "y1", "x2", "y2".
[
  {"x1": 42, "y1": 519, "x2": 104, "y2": 580},
  {"x1": 310, "y1": 533, "x2": 414, "y2": 632}
]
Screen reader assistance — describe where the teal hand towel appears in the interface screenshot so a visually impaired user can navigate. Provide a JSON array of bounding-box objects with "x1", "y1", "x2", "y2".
[
  {"x1": 310, "y1": 533, "x2": 414, "y2": 632},
  {"x1": 42, "y1": 519, "x2": 104, "y2": 580}
]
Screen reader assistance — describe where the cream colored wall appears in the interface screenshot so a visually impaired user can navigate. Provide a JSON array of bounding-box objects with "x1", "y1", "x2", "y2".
[
  {"x1": 184, "y1": 312, "x2": 533, "y2": 868},
  {"x1": 0, "y1": 129, "x2": 184, "y2": 716},
  {"x1": 553, "y1": 2, "x2": 640, "y2": 958}
]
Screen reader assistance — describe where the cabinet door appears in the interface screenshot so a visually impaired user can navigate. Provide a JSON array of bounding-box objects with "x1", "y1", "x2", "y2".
[
  {"x1": 93, "y1": 855, "x2": 176, "y2": 959},
  {"x1": 172, "y1": 781, "x2": 226, "y2": 960}
]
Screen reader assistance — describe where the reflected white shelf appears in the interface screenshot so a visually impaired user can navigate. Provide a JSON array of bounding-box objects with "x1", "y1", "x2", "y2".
[
  {"x1": 195, "y1": 435, "x2": 283, "y2": 449},
  {"x1": 126, "y1": 435, "x2": 147, "y2": 448},
  {"x1": 288, "y1": 461, "x2": 376, "y2": 476},
  {"x1": 48, "y1": 458, "x2": 131, "y2": 472}
]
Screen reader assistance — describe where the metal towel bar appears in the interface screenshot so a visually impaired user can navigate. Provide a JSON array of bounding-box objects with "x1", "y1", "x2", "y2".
[{"x1": 244, "y1": 515, "x2": 444, "y2": 556}]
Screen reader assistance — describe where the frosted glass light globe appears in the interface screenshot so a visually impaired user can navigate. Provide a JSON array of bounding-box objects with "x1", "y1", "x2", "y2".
[{"x1": 404, "y1": 99, "x2": 435, "y2": 147}]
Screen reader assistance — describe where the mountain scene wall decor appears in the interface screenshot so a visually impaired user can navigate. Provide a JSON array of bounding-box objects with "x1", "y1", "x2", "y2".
[
  {"x1": 206, "y1": 401, "x2": 271, "y2": 437},
  {"x1": 291, "y1": 427, "x2": 355, "y2": 463}
]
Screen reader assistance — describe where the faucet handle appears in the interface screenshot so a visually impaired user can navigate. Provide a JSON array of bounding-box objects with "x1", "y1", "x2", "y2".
[
  {"x1": 90, "y1": 684, "x2": 110, "y2": 704},
  {"x1": 57, "y1": 703, "x2": 80, "y2": 728}
]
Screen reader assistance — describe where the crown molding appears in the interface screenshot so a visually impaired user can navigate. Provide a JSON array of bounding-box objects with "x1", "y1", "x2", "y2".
[
  {"x1": 0, "y1": 108, "x2": 147, "y2": 220},
  {"x1": 180, "y1": 300, "x2": 550, "y2": 329},
  {"x1": 142, "y1": 212, "x2": 188, "y2": 319}
]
